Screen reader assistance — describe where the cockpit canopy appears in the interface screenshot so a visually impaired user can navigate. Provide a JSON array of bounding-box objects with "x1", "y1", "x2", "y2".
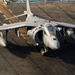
[{"x1": 47, "y1": 24, "x2": 56, "y2": 36}]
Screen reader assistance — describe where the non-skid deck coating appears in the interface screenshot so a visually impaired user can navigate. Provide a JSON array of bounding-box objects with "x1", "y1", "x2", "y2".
[{"x1": 0, "y1": 2, "x2": 75, "y2": 75}]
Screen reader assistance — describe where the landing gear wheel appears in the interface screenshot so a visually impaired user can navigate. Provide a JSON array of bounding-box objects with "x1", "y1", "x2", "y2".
[
  {"x1": 40, "y1": 48, "x2": 45, "y2": 56},
  {"x1": 40, "y1": 47, "x2": 48, "y2": 56}
]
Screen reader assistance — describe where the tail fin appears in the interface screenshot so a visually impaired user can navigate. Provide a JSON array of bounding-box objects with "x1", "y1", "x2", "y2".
[
  {"x1": 4, "y1": 0, "x2": 33, "y2": 20},
  {"x1": 26, "y1": 0, "x2": 33, "y2": 17}
]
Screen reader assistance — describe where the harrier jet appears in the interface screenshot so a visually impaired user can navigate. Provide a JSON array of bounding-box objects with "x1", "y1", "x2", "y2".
[{"x1": 0, "y1": 0, "x2": 75, "y2": 55}]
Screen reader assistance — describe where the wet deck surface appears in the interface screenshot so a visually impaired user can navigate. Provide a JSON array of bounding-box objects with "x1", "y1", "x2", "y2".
[{"x1": 0, "y1": 2, "x2": 75, "y2": 75}]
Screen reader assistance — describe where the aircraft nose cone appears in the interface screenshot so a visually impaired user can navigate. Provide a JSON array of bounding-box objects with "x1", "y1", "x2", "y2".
[
  {"x1": 52, "y1": 43, "x2": 60, "y2": 50},
  {"x1": 49, "y1": 37, "x2": 60, "y2": 50},
  {"x1": 51, "y1": 36, "x2": 60, "y2": 50},
  {"x1": 54, "y1": 41, "x2": 60, "y2": 49}
]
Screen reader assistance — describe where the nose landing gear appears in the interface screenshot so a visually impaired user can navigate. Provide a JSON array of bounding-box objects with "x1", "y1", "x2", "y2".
[{"x1": 40, "y1": 47, "x2": 48, "y2": 56}]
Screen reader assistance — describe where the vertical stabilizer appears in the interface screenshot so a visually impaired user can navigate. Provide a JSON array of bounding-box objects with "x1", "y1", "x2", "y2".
[{"x1": 26, "y1": 0, "x2": 33, "y2": 16}]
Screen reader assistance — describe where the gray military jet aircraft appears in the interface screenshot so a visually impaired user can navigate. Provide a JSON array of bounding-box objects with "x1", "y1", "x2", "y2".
[{"x1": 0, "y1": 0, "x2": 75, "y2": 55}]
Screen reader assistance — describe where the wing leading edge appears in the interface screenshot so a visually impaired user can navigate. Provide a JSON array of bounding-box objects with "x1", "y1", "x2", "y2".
[
  {"x1": 51, "y1": 21, "x2": 75, "y2": 28},
  {"x1": 0, "y1": 21, "x2": 37, "y2": 31}
]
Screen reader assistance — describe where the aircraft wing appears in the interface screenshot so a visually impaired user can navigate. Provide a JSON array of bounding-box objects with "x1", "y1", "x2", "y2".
[
  {"x1": 0, "y1": 21, "x2": 37, "y2": 31},
  {"x1": 51, "y1": 21, "x2": 75, "y2": 28}
]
